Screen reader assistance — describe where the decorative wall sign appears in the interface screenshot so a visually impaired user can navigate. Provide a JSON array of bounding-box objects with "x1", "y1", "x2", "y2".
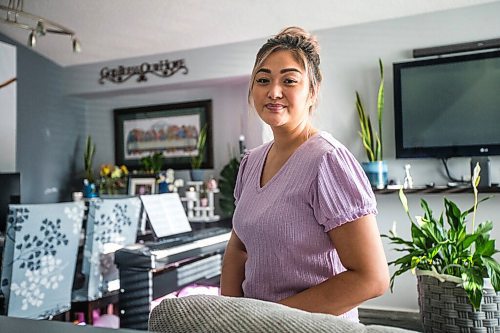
[{"x1": 99, "y1": 59, "x2": 188, "y2": 84}]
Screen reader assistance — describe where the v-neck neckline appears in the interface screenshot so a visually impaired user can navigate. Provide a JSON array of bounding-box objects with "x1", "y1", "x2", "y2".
[{"x1": 257, "y1": 132, "x2": 321, "y2": 192}]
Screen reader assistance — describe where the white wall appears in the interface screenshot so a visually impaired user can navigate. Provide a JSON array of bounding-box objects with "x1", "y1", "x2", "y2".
[{"x1": 0, "y1": 40, "x2": 16, "y2": 172}]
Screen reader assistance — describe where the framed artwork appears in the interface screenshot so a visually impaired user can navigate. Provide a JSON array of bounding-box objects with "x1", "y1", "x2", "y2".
[
  {"x1": 128, "y1": 176, "x2": 157, "y2": 195},
  {"x1": 114, "y1": 100, "x2": 213, "y2": 170}
]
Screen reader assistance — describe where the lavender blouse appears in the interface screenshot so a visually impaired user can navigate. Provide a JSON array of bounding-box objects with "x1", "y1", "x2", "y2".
[{"x1": 232, "y1": 131, "x2": 377, "y2": 322}]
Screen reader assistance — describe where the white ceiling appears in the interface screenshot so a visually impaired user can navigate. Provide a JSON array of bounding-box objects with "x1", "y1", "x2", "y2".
[{"x1": 0, "y1": 0, "x2": 497, "y2": 67}]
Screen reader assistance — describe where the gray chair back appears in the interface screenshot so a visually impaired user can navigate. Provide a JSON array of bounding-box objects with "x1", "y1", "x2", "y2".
[
  {"x1": 77, "y1": 197, "x2": 141, "y2": 300},
  {"x1": 0, "y1": 202, "x2": 85, "y2": 318}
]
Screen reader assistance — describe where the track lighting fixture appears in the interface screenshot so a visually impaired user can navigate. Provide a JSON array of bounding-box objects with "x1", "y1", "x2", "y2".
[{"x1": 0, "y1": 0, "x2": 81, "y2": 53}]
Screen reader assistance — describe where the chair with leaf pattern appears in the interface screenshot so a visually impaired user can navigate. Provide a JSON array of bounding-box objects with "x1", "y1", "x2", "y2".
[
  {"x1": 0, "y1": 201, "x2": 85, "y2": 319},
  {"x1": 73, "y1": 196, "x2": 141, "y2": 302}
]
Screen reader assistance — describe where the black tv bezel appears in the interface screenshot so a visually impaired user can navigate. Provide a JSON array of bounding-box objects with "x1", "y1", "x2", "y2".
[{"x1": 393, "y1": 49, "x2": 500, "y2": 159}]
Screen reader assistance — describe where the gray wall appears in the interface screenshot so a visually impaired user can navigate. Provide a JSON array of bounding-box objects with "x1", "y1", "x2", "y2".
[{"x1": 0, "y1": 34, "x2": 86, "y2": 203}]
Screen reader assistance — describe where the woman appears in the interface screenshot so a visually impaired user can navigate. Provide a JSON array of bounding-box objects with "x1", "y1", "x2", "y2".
[{"x1": 220, "y1": 26, "x2": 389, "y2": 322}]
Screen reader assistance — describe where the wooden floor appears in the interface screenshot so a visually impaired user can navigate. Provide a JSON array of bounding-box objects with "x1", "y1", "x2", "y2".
[{"x1": 359, "y1": 308, "x2": 423, "y2": 332}]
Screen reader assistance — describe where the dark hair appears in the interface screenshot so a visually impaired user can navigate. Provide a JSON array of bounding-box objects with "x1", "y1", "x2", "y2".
[{"x1": 248, "y1": 26, "x2": 322, "y2": 112}]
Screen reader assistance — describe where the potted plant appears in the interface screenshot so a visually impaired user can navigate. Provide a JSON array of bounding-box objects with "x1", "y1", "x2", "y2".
[
  {"x1": 140, "y1": 152, "x2": 164, "y2": 175},
  {"x1": 355, "y1": 58, "x2": 387, "y2": 189},
  {"x1": 218, "y1": 157, "x2": 240, "y2": 216},
  {"x1": 383, "y1": 164, "x2": 500, "y2": 332},
  {"x1": 190, "y1": 124, "x2": 208, "y2": 181}
]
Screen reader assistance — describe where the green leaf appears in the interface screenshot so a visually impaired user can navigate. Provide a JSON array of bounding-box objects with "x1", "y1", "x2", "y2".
[
  {"x1": 381, "y1": 234, "x2": 415, "y2": 248},
  {"x1": 462, "y1": 196, "x2": 492, "y2": 217},
  {"x1": 191, "y1": 124, "x2": 208, "y2": 169},
  {"x1": 390, "y1": 253, "x2": 415, "y2": 266},
  {"x1": 389, "y1": 265, "x2": 412, "y2": 292},
  {"x1": 419, "y1": 218, "x2": 442, "y2": 244},
  {"x1": 483, "y1": 257, "x2": 500, "y2": 291},
  {"x1": 411, "y1": 223, "x2": 427, "y2": 249},
  {"x1": 444, "y1": 198, "x2": 464, "y2": 231},
  {"x1": 420, "y1": 199, "x2": 434, "y2": 221},
  {"x1": 475, "y1": 221, "x2": 493, "y2": 236},
  {"x1": 462, "y1": 269, "x2": 484, "y2": 310},
  {"x1": 461, "y1": 234, "x2": 479, "y2": 249},
  {"x1": 377, "y1": 58, "x2": 384, "y2": 160},
  {"x1": 476, "y1": 238, "x2": 495, "y2": 257}
]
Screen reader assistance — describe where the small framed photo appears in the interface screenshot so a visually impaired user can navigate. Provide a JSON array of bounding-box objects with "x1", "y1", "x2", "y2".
[{"x1": 128, "y1": 176, "x2": 157, "y2": 195}]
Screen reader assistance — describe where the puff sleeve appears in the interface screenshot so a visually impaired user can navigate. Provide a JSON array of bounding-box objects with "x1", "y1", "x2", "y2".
[{"x1": 311, "y1": 147, "x2": 377, "y2": 232}]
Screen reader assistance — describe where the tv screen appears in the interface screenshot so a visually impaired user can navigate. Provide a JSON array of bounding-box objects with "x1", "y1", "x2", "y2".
[{"x1": 393, "y1": 50, "x2": 500, "y2": 158}]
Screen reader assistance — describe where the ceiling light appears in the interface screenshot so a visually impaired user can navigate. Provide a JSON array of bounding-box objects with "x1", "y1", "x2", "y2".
[
  {"x1": 0, "y1": 0, "x2": 81, "y2": 53},
  {"x1": 72, "y1": 36, "x2": 81, "y2": 53},
  {"x1": 28, "y1": 29, "x2": 35, "y2": 47}
]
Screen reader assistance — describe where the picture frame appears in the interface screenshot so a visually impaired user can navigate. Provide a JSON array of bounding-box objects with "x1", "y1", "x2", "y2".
[
  {"x1": 128, "y1": 176, "x2": 157, "y2": 195},
  {"x1": 114, "y1": 100, "x2": 213, "y2": 170}
]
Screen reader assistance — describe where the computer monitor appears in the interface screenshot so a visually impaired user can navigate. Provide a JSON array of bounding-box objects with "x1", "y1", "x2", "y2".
[{"x1": 0, "y1": 173, "x2": 21, "y2": 234}]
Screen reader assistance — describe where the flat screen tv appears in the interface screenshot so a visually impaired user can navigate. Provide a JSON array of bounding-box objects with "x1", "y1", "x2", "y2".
[{"x1": 393, "y1": 50, "x2": 500, "y2": 159}]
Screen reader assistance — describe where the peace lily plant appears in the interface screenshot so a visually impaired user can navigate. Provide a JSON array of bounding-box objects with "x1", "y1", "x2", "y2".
[{"x1": 383, "y1": 163, "x2": 500, "y2": 310}]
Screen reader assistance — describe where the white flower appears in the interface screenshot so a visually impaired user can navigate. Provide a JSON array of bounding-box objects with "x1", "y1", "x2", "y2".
[
  {"x1": 65, "y1": 205, "x2": 85, "y2": 234},
  {"x1": 21, "y1": 299, "x2": 28, "y2": 311},
  {"x1": 415, "y1": 216, "x2": 424, "y2": 226}
]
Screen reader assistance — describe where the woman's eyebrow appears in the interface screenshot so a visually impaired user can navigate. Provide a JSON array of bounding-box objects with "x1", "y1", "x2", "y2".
[
  {"x1": 280, "y1": 68, "x2": 301, "y2": 74},
  {"x1": 256, "y1": 68, "x2": 301, "y2": 74}
]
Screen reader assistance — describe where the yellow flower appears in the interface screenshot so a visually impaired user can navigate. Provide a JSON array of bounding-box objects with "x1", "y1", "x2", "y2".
[
  {"x1": 111, "y1": 168, "x2": 122, "y2": 179},
  {"x1": 100, "y1": 165, "x2": 111, "y2": 176},
  {"x1": 120, "y1": 165, "x2": 129, "y2": 175}
]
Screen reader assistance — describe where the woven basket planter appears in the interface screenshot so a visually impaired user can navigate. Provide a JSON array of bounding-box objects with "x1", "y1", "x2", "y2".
[{"x1": 417, "y1": 272, "x2": 500, "y2": 333}]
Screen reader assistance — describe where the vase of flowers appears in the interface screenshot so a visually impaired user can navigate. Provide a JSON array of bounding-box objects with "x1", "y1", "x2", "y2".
[{"x1": 99, "y1": 164, "x2": 129, "y2": 195}]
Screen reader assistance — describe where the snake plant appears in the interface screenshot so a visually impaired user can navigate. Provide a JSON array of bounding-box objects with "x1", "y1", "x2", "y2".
[{"x1": 355, "y1": 58, "x2": 384, "y2": 162}]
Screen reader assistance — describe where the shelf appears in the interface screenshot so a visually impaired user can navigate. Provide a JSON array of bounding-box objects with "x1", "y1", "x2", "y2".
[{"x1": 374, "y1": 186, "x2": 500, "y2": 194}]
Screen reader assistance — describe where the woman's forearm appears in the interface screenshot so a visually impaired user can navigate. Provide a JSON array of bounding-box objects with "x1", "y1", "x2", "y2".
[
  {"x1": 278, "y1": 268, "x2": 388, "y2": 315},
  {"x1": 279, "y1": 215, "x2": 389, "y2": 315}
]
